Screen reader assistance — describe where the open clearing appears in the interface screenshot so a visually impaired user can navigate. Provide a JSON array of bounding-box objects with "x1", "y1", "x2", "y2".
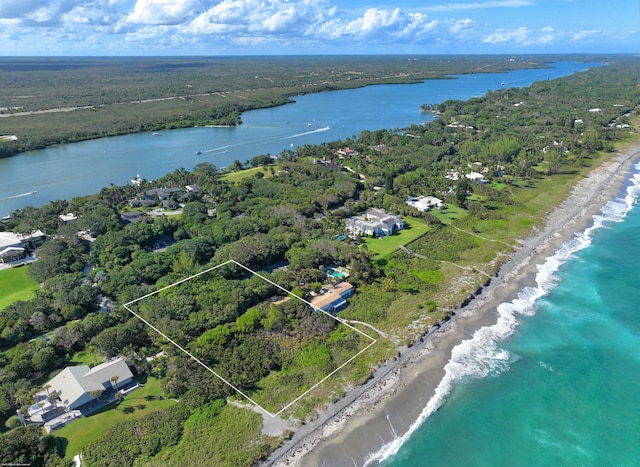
[
  {"x1": 363, "y1": 217, "x2": 431, "y2": 259},
  {"x1": 0, "y1": 266, "x2": 38, "y2": 309}
]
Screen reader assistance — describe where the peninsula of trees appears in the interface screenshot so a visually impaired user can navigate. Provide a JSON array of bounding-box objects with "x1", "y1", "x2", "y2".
[{"x1": 0, "y1": 55, "x2": 639, "y2": 466}]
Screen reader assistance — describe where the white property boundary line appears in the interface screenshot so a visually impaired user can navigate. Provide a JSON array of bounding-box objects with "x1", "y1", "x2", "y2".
[{"x1": 123, "y1": 259, "x2": 377, "y2": 418}]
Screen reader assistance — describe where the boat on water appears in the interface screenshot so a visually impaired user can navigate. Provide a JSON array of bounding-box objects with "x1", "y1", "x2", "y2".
[
  {"x1": 131, "y1": 174, "x2": 143, "y2": 186},
  {"x1": 151, "y1": 132, "x2": 163, "y2": 136},
  {"x1": 196, "y1": 151, "x2": 202, "y2": 155}
]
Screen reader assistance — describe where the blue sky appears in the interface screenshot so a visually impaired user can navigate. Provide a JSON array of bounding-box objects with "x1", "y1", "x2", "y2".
[{"x1": 0, "y1": 0, "x2": 637, "y2": 55}]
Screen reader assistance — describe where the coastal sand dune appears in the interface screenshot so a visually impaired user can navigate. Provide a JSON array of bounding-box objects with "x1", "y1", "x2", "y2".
[{"x1": 265, "y1": 143, "x2": 640, "y2": 466}]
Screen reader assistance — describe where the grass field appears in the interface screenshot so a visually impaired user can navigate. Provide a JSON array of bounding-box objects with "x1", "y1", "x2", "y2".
[
  {"x1": 431, "y1": 206, "x2": 468, "y2": 224},
  {"x1": 221, "y1": 166, "x2": 273, "y2": 183},
  {"x1": 68, "y1": 350, "x2": 103, "y2": 367},
  {"x1": 363, "y1": 217, "x2": 431, "y2": 258},
  {"x1": 54, "y1": 376, "x2": 176, "y2": 460},
  {"x1": 0, "y1": 266, "x2": 38, "y2": 310}
]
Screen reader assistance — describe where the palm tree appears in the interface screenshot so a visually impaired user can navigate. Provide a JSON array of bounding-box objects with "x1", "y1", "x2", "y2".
[
  {"x1": 86, "y1": 343, "x2": 99, "y2": 366},
  {"x1": 110, "y1": 375, "x2": 120, "y2": 390},
  {"x1": 90, "y1": 389, "x2": 102, "y2": 401}
]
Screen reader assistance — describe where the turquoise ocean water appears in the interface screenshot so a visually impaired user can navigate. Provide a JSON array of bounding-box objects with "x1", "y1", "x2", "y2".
[{"x1": 372, "y1": 162, "x2": 640, "y2": 466}]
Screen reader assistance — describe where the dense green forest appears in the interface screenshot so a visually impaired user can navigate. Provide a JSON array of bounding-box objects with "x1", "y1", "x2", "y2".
[{"x1": 0, "y1": 55, "x2": 639, "y2": 466}]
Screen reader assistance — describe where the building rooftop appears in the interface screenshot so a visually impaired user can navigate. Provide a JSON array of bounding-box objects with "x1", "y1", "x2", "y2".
[{"x1": 309, "y1": 282, "x2": 353, "y2": 310}]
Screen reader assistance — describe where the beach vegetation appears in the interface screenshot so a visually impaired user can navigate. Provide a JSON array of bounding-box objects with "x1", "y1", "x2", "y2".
[
  {"x1": 0, "y1": 425, "x2": 66, "y2": 467},
  {"x1": 146, "y1": 403, "x2": 280, "y2": 467}
]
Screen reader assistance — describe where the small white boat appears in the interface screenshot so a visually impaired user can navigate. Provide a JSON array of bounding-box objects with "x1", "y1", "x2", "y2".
[
  {"x1": 152, "y1": 132, "x2": 162, "y2": 136},
  {"x1": 131, "y1": 174, "x2": 143, "y2": 186}
]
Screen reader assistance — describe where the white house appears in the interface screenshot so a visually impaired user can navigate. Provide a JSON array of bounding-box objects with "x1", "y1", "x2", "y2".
[
  {"x1": 0, "y1": 231, "x2": 24, "y2": 252},
  {"x1": 44, "y1": 358, "x2": 134, "y2": 411},
  {"x1": 406, "y1": 196, "x2": 444, "y2": 212},
  {"x1": 345, "y1": 208, "x2": 404, "y2": 237},
  {"x1": 59, "y1": 213, "x2": 78, "y2": 225},
  {"x1": 0, "y1": 246, "x2": 26, "y2": 264},
  {"x1": 465, "y1": 172, "x2": 488, "y2": 184},
  {"x1": 0, "y1": 230, "x2": 45, "y2": 263}
]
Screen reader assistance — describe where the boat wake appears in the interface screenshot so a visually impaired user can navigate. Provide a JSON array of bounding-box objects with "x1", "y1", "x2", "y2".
[
  {"x1": 284, "y1": 126, "x2": 330, "y2": 139},
  {"x1": 1, "y1": 191, "x2": 37, "y2": 201},
  {"x1": 365, "y1": 162, "x2": 640, "y2": 465}
]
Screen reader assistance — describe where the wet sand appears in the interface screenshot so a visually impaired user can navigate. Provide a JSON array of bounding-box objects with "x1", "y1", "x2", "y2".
[{"x1": 265, "y1": 144, "x2": 640, "y2": 467}]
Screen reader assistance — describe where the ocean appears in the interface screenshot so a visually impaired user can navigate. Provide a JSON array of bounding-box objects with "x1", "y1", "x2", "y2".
[{"x1": 374, "y1": 163, "x2": 640, "y2": 466}]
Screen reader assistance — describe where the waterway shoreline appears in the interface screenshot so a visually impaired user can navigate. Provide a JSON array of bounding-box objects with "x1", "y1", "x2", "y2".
[
  {"x1": 0, "y1": 74, "x2": 446, "y2": 160},
  {"x1": 265, "y1": 143, "x2": 640, "y2": 466},
  {"x1": 0, "y1": 60, "x2": 597, "y2": 216}
]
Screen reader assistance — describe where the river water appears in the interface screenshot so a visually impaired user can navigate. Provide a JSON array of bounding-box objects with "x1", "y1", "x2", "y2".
[{"x1": 0, "y1": 61, "x2": 597, "y2": 216}]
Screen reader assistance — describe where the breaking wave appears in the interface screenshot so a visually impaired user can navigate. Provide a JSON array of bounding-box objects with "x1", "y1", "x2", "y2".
[{"x1": 365, "y1": 161, "x2": 640, "y2": 465}]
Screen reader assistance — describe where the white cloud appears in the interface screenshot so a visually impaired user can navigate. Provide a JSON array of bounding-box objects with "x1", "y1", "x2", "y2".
[
  {"x1": 314, "y1": 7, "x2": 461, "y2": 43},
  {"x1": 183, "y1": 0, "x2": 341, "y2": 46},
  {"x1": 0, "y1": 0, "x2": 635, "y2": 55},
  {"x1": 427, "y1": 0, "x2": 533, "y2": 12},
  {"x1": 127, "y1": 0, "x2": 205, "y2": 25},
  {"x1": 483, "y1": 25, "x2": 559, "y2": 46},
  {"x1": 571, "y1": 29, "x2": 603, "y2": 41},
  {"x1": 0, "y1": 0, "x2": 51, "y2": 19},
  {"x1": 483, "y1": 26, "x2": 530, "y2": 43}
]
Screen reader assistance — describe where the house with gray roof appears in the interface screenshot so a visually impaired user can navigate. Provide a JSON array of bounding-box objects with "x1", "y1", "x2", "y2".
[
  {"x1": 345, "y1": 208, "x2": 404, "y2": 238},
  {"x1": 0, "y1": 246, "x2": 26, "y2": 264},
  {"x1": 44, "y1": 357, "x2": 134, "y2": 411},
  {"x1": 0, "y1": 230, "x2": 46, "y2": 264}
]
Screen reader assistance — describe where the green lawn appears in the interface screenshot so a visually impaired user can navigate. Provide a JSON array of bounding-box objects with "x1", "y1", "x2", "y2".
[
  {"x1": 54, "y1": 376, "x2": 176, "y2": 460},
  {"x1": 68, "y1": 350, "x2": 103, "y2": 367},
  {"x1": 0, "y1": 266, "x2": 39, "y2": 310},
  {"x1": 363, "y1": 217, "x2": 431, "y2": 258},
  {"x1": 431, "y1": 206, "x2": 468, "y2": 224},
  {"x1": 221, "y1": 166, "x2": 273, "y2": 183}
]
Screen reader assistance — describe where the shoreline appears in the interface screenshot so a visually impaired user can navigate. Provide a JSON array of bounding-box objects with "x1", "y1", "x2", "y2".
[
  {"x1": 0, "y1": 58, "x2": 572, "y2": 161},
  {"x1": 266, "y1": 143, "x2": 640, "y2": 466}
]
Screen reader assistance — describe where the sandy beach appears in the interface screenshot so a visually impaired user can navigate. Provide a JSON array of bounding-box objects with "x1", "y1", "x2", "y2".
[{"x1": 265, "y1": 143, "x2": 640, "y2": 467}]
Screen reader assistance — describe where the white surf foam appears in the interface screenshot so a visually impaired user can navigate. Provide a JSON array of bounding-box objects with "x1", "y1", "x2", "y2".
[{"x1": 365, "y1": 161, "x2": 640, "y2": 465}]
